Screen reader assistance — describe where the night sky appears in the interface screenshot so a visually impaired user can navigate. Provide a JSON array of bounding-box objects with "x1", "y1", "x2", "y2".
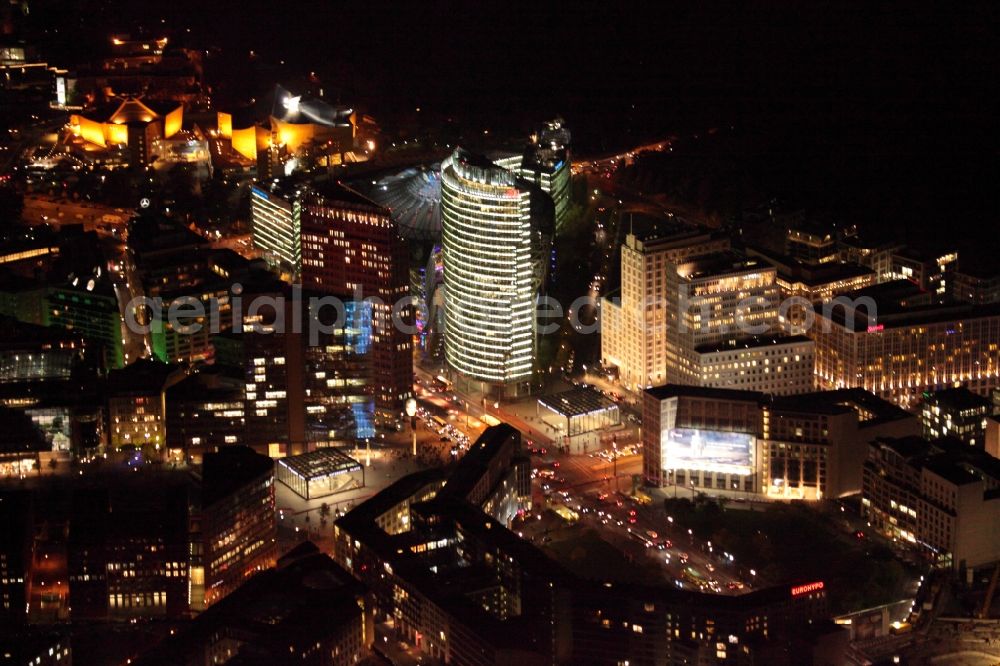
[{"x1": 21, "y1": 0, "x2": 999, "y2": 261}]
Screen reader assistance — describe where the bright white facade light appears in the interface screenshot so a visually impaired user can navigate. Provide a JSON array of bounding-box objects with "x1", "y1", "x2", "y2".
[{"x1": 441, "y1": 149, "x2": 537, "y2": 386}]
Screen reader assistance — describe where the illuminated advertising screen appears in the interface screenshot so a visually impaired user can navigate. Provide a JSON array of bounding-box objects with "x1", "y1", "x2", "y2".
[{"x1": 662, "y1": 428, "x2": 754, "y2": 476}]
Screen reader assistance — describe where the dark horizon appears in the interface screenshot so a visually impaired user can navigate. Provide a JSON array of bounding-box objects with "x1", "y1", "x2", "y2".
[{"x1": 16, "y1": 1, "x2": 997, "y2": 261}]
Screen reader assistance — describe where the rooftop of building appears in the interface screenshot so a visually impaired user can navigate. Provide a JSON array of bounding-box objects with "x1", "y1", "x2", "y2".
[
  {"x1": 309, "y1": 177, "x2": 392, "y2": 214},
  {"x1": 106, "y1": 358, "x2": 183, "y2": 396},
  {"x1": 922, "y1": 454, "x2": 983, "y2": 486},
  {"x1": 817, "y1": 281, "x2": 1000, "y2": 331},
  {"x1": 198, "y1": 446, "x2": 274, "y2": 508},
  {"x1": 538, "y1": 385, "x2": 618, "y2": 418},
  {"x1": 444, "y1": 147, "x2": 523, "y2": 189},
  {"x1": 872, "y1": 435, "x2": 936, "y2": 461},
  {"x1": 771, "y1": 388, "x2": 914, "y2": 426},
  {"x1": 627, "y1": 222, "x2": 720, "y2": 248},
  {"x1": 786, "y1": 219, "x2": 842, "y2": 240},
  {"x1": 836, "y1": 279, "x2": 926, "y2": 305},
  {"x1": 0, "y1": 315, "x2": 83, "y2": 350},
  {"x1": 153, "y1": 261, "x2": 284, "y2": 301},
  {"x1": 675, "y1": 251, "x2": 774, "y2": 281},
  {"x1": 871, "y1": 435, "x2": 1000, "y2": 488},
  {"x1": 76, "y1": 97, "x2": 181, "y2": 125},
  {"x1": 890, "y1": 245, "x2": 957, "y2": 264},
  {"x1": 276, "y1": 447, "x2": 362, "y2": 482},
  {"x1": 744, "y1": 245, "x2": 874, "y2": 286},
  {"x1": 644, "y1": 384, "x2": 768, "y2": 403},
  {"x1": 128, "y1": 214, "x2": 208, "y2": 257},
  {"x1": 165, "y1": 367, "x2": 243, "y2": 398},
  {"x1": 0, "y1": 373, "x2": 104, "y2": 409},
  {"x1": 921, "y1": 386, "x2": 992, "y2": 412},
  {"x1": 252, "y1": 174, "x2": 389, "y2": 217},
  {"x1": 68, "y1": 477, "x2": 191, "y2": 543},
  {"x1": 955, "y1": 263, "x2": 1000, "y2": 281},
  {"x1": 133, "y1": 541, "x2": 365, "y2": 666},
  {"x1": 694, "y1": 333, "x2": 813, "y2": 355},
  {"x1": 435, "y1": 422, "x2": 523, "y2": 502},
  {"x1": 269, "y1": 84, "x2": 352, "y2": 127},
  {"x1": 50, "y1": 266, "x2": 117, "y2": 298},
  {"x1": 251, "y1": 176, "x2": 311, "y2": 202}
]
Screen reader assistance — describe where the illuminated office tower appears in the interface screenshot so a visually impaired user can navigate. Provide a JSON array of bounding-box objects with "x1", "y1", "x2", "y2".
[
  {"x1": 300, "y1": 182, "x2": 413, "y2": 416},
  {"x1": 441, "y1": 148, "x2": 552, "y2": 396},
  {"x1": 250, "y1": 180, "x2": 305, "y2": 278},
  {"x1": 249, "y1": 179, "x2": 412, "y2": 417},
  {"x1": 496, "y1": 118, "x2": 572, "y2": 231},
  {"x1": 241, "y1": 290, "x2": 374, "y2": 457},
  {"x1": 665, "y1": 252, "x2": 781, "y2": 385},
  {"x1": 601, "y1": 229, "x2": 730, "y2": 391}
]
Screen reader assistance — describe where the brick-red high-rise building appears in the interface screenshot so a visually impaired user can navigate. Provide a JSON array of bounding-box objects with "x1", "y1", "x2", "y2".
[{"x1": 300, "y1": 182, "x2": 413, "y2": 416}]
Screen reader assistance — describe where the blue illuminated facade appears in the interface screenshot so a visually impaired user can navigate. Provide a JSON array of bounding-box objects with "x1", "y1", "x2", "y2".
[{"x1": 302, "y1": 298, "x2": 376, "y2": 447}]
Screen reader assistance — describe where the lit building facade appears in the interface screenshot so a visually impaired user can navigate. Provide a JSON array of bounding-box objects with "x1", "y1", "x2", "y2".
[
  {"x1": 216, "y1": 109, "x2": 269, "y2": 162},
  {"x1": 68, "y1": 482, "x2": 191, "y2": 620},
  {"x1": 269, "y1": 84, "x2": 354, "y2": 158},
  {"x1": 301, "y1": 182, "x2": 413, "y2": 415},
  {"x1": 863, "y1": 436, "x2": 1000, "y2": 571},
  {"x1": 812, "y1": 296, "x2": 1000, "y2": 408},
  {"x1": 495, "y1": 118, "x2": 572, "y2": 231},
  {"x1": 786, "y1": 227, "x2": 839, "y2": 264},
  {"x1": 536, "y1": 386, "x2": 621, "y2": 453},
  {"x1": 666, "y1": 253, "x2": 781, "y2": 385},
  {"x1": 745, "y1": 246, "x2": 876, "y2": 307},
  {"x1": 0, "y1": 318, "x2": 84, "y2": 383},
  {"x1": 441, "y1": 148, "x2": 551, "y2": 395},
  {"x1": 885, "y1": 248, "x2": 958, "y2": 301},
  {"x1": 165, "y1": 371, "x2": 245, "y2": 459},
  {"x1": 642, "y1": 385, "x2": 918, "y2": 500},
  {"x1": 761, "y1": 390, "x2": 918, "y2": 500},
  {"x1": 241, "y1": 292, "x2": 374, "y2": 457},
  {"x1": 691, "y1": 334, "x2": 815, "y2": 396},
  {"x1": 106, "y1": 359, "x2": 182, "y2": 453},
  {"x1": 641, "y1": 385, "x2": 764, "y2": 493},
  {"x1": 601, "y1": 229, "x2": 730, "y2": 391},
  {"x1": 194, "y1": 446, "x2": 277, "y2": 609},
  {"x1": 920, "y1": 386, "x2": 992, "y2": 447},
  {"x1": 250, "y1": 180, "x2": 304, "y2": 277},
  {"x1": 217, "y1": 85, "x2": 355, "y2": 166},
  {"x1": 47, "y1": 279, "x2": 124, "y2": 370},
  {"x1": 249, "y1": 179, "x2": 412, "y2": 416},
  {"x1": 69, "y1": 97, "x2": 183, "y2": 165}
]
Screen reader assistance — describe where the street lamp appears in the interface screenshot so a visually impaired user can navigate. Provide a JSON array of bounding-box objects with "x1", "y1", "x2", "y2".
[
  {"x1": 612, "y1": 435, "x2": 618, "y2": 492},
  {"x1": 405, "y1": 398, "x2": 418, "y2": 457}
]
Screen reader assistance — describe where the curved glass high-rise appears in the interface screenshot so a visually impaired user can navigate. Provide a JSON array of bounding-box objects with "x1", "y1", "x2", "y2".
[{"x1": 441, "y1": 148, "x2": 544, "y2": 391}]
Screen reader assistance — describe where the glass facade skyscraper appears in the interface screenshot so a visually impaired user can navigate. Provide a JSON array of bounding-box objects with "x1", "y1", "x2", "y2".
[
  {"x1": 441, "y1": 149, "x2": 548, "y2": 393},
  {"x1": 250, "y1": 181, "x2": 303, "y2": 278}
]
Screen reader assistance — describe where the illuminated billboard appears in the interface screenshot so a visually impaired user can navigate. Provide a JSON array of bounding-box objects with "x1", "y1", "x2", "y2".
[{"x1": 661, "y1": 428, "x2": 754, "y2": 476}]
